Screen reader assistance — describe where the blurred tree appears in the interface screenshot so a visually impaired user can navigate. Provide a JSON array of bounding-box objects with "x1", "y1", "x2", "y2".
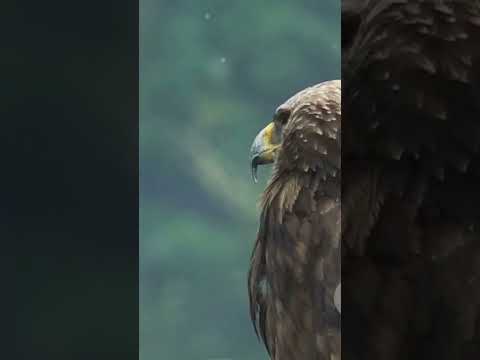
[{"x1": 140, "y1": 1, "x2": 339, "y2": 359}]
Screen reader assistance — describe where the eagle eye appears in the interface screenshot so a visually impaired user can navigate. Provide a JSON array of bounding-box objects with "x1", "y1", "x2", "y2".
[{"x1": 275, "y1": 109, "x2": 290, "y2": 126}]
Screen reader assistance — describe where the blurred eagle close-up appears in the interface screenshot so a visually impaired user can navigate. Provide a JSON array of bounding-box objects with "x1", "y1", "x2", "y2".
[{"x1": 249, "y1": 80, "x2": 341, "y2": 360}]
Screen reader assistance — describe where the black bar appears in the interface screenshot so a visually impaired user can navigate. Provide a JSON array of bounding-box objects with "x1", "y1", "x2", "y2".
[{"x1": 3, "y1": 2, "x2": 139, "y2": 358}]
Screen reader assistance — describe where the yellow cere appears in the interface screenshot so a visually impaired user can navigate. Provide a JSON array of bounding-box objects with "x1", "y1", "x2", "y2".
[{"x1": 262, "y1": 122, "x2": 276, "y2": 146}]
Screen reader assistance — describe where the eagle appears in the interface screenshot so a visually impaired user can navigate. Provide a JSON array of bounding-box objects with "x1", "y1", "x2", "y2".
[
  {"x1": 249, "y1": 80, "x2": 341, "y2": 360},
  {"x1": 342, "y1": 1, "x2": 480, "y2": 359},
  {"x1": 249, "y1": 1, "x2": 480, "y2": 359}
]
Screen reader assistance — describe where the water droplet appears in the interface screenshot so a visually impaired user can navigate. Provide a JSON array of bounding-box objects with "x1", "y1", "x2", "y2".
[
  {"x1": 204, "y1": 12, "x2": 211, "y2": 20},
  {"x1": 220, "y1": 57, "x2": 226, "y2": 63}
]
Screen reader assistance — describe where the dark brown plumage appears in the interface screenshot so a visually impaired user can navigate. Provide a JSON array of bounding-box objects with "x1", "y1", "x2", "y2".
[
  {"x1": 249, "y1": 80, "x2": 341, "y2": 360},
  {"x1": 343, "y1": 1, "x2": 480, "y2": 359}
]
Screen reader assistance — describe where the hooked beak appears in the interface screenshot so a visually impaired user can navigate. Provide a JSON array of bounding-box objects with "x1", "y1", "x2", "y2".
[{"x1": 250, "y1": 122, "x2": 280, "y2": 183}]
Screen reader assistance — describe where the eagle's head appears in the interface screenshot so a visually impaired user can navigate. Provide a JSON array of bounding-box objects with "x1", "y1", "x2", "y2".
[{"x1": 250, "y1": 80, "x2": 341, "y2": 183}]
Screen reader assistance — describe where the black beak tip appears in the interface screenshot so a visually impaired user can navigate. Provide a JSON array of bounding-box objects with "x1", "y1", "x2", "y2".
[{"x1": 251, "y1": 156, "x2": 259, "y2": 183}]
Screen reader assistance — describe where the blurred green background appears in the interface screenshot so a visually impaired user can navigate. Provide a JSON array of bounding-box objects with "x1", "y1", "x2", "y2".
[{"x1": 140, "y1": 1, "x2": 340, "y2": 359}]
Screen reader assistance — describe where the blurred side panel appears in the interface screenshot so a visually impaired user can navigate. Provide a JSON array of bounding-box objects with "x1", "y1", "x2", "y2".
[{"x1": 342, "y1": 1, "x2": 480, "y2": 359}]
